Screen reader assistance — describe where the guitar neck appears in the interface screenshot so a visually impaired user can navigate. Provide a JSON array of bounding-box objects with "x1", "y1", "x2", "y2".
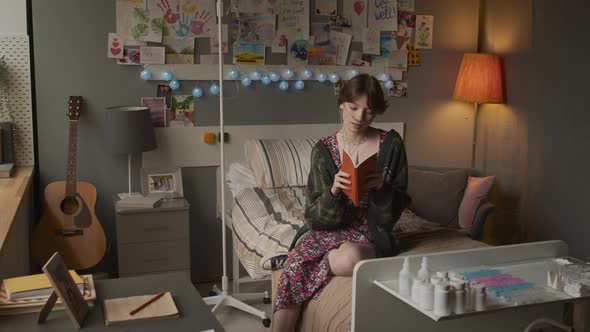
[{"x1": 65, "y1": 120, "x2": 78, "y2": 198}]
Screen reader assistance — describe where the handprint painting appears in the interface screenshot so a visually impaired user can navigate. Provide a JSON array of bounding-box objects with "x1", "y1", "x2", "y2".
[
  {"x1": 148, "y1": 0, "x2": 215, "y2": 38},
  {"x1": 116, "y1": 0, "x2": 164, "y2": 42}
]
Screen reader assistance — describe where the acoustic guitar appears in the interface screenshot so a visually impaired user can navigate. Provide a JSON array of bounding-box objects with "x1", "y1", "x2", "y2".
[{"x1": 31, "y1": 96, "x2": 106, "y2": 270}]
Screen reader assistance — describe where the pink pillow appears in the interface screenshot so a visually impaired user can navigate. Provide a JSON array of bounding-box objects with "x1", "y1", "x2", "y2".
[{"x1": 458, "y1": 176, "x2": 495, "y2": 229}]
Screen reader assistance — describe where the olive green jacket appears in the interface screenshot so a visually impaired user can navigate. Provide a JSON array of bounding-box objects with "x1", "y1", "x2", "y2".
[{"x1": 289, "y1": 129, "x2": 410, "y2": 257}]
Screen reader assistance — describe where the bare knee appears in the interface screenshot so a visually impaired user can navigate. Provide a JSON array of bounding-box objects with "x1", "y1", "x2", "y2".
[{"x1": 329, "y1": 243, "x2": 375, "y2": 276}]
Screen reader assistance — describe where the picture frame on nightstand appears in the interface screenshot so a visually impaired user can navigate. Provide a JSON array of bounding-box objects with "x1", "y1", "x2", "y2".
[{"x1": 141, "y1": 167, "x2": 184, "y2": 198}]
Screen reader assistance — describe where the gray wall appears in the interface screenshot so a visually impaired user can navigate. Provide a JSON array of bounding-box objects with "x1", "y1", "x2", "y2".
[{"x1": 32, "y1": 0, "x2": 479, "y2": 280}]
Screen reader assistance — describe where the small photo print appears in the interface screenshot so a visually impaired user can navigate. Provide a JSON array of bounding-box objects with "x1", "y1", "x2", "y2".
[
  {"x1": 156, "y1": 84, "x2": 173, "y2": 109},
  {"x1": 398, "y1": 11, "x2": 416, "y2": 28},
  {"x1": 329, "y1": 15, "x2": 352, "y2": 29},
  {"x1": 388, "y1": 81, "x2": 408, "y2": 97},
  {"x1": 170, "y1": 95, "x2": 194, "y2": 127},
  {"x1": 350, "y1": 51, "x2": 372, "y2": 66},
  {"x1": 141, "y1": 97, "x2": 167, "y2": 128},
  {"x1": 232, "y1": 42, "x2": 266, "y2": 65},
  {"x1": 288, "y1": 40, "x2": 311, "y2": 65},
  {"x1": 117, "y1": 48, "x2": 141, "y2": 65},
  {"x1": 148, "y1": 173, "x2": 176, "y2": 193}
]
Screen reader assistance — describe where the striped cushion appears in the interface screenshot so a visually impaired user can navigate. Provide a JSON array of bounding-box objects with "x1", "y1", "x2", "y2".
[{"x1": 244, "y1": 138, "x2": 317, "y2": 188}]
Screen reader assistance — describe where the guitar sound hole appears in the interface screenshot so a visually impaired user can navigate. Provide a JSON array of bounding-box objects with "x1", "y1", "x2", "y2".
[{"x1": 60, "y1": 197, "x2": 80, "y2": 215}]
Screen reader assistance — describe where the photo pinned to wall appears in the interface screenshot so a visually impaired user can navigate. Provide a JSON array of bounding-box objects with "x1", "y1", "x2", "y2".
[
  {"x1": 200, "y1": 54, "x2": 219, "y2": 64},
  {"x1": 231, "y1": 13, "x2": 276, "y2": 45},
  {"x1": 330, "y1": 30, "x2": 352, "y2": 65},
  {"x1": 308, "y1": 44, "x2": 337, "y2": 65},
  {"x1": 156, "y1": 84, "x2": 173, "y2": 109},
  {"x1": 350, "y1": 51, "x2": 372, "y2": 66},
  {"x1": 117, "y1": 48, "x2": 142, "y2": 65},
  {"x1": 141, "y1": 167, "x2": 184, "y2": 198},
  {"x1": 311, "y1": 23, "x2": 331, "y2": 46},
  {"x1": 141, "y1": 97, "x2": 167, "y2": 127},
  {"x1": 391, "y1": 81, "x2": 407, "y2": 97},
  {"x1": 230, "y1": 0, "x2": 281, "y2": 14},
  {"x1": 170, "y1": 95, "x2": 195, "y2": 127},
  {"x1": 278, "y1": 0, "x2": 310, "y2": 40},
  {"x1": 415, "y1": 15, "x2": 434, "y2": 49},
  {"x1": 107, "y1": 33, "x2": 124, "y2": 59},
  {"x1": 398, "y1": 11, "x2": 416, "y2": 28},
  {"x1": 334, "y1": 80, "x2": 344, "y2": 96},
  {"x1": 288, "y1": 39, "x2": 312, "y2": 65},
  {"x1": 210, "y1": 24, "x2": 228, "y2": 53},
  {"x1": 368, "y1": 0, "x2": 397, "y2": 31},
  {"x1": 315, "y1": 0, "x2": 337, "y2": 16},
  {"x1": 392, "y1": 25, "x2": 412, "y2": 50},
  {"x1": 329, "y1": 15, "x2": 352, "y2": 29},
  {"x1": 163, "y1": 37, "x2": 195, "y2": 64},
  {"x1": 233, "y1": 42, "x2": 266, "y2": 65},
  {"x1": 362, "y1": 28, "x2": 380, "y2": 55},
  {"x1": 271, "y1": 29, "x2": 288, "y2": 53},
  {"x1": 397, "y1": 0, "x2": 414, "y2": 11},
  {"x1": 116, "y1": 0, "x2": 164, "y2": 43},
  {"x1": 372, "y1": 35, "x2": 393, "y2": 66},
  {"x1": 407, "y1": 43, "x2": 420, "y2": 66},
  {"x1": 389, "y1": 49, "x2": 408, "y2": 69},
  {"x1": 147, "y1": 0, "x2": 215, "y2": 38},
  {"x1": 139, "y1": 46, "x2": 165, "y2": 64},
  {"x1": 343, "y1": 0, "x2": 367, "y2": 41}
]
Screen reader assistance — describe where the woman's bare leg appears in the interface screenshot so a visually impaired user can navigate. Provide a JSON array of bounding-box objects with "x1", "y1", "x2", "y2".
[
  {"x1": 328, "y1": 242, "x2": 376, "y2": 276},
  {"x1": 271, "y1": 304, "x2": 302, "y2": 332}
]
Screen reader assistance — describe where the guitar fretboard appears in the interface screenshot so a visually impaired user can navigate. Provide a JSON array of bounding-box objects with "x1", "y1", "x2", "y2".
[{"x1": 65, "y1": 120, "x2": 78, "y2": 198}]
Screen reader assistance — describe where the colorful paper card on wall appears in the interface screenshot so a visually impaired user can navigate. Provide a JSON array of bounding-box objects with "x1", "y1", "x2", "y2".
[
  {"x1": 398, "y1": 11, "x2": 416, "y2": 28},
  {"x1": 108, "y1": 33, "x2": 124, "y2": 59},
  {"x1": 232, "y1": 13, "x2": 276, "y2": 46},
  {"x1": 117, "y1": 48, "x2": 141, "y2": 65},
  {"x1": 147, "y1": 0, "x2": 215, "y2": 38},
  {"x1": 288, "y1": 39, "x2": 312, "y2": 65},
  {"x1": 343, "y1": 0, "x2": 367, "y2": 41},
  {"x1": 391, "y1": 81, "x2": 407, "y2": 97},
  {"x1": 141, "y1": 97, "x2": 167, "y2": 127},
  {"x1": 407, "y1": 43, "x2": 420, "y2": 66},
  {"x1": 415, "y1": 15, "x2": 434, "y2": 49},
  {"x1": 230, "y1": 0, "x2": 280, "y2": 14},
  {"x1": 389, "y1": 49, "x2": 408, "y2": 69},
  {"x1": 170, "y1": 95, "x2": 194, "y2": 127},
  {"x1": 200, "y1": 54, "x2": 219, "y2": 64},
  {"x1": 233, "y1": 42, "x2": 266, "y2": 65},
  {"x1": 308, "y1": 44, "x2": 337, "y2": 65},
  {"x1": 278, "y1": 0, "x2": 310, "y2": 40},
  {"x1": 330, "y1": 30, "x2": 352, "y2": 65},
  {"x1": 311, "y1": 23, "x2": 331, "y2": 46},
  {"x1": 210, "y1": 24, "x2": 228, "y2": 54},
  {"x1": 397, "y1": 0, "x2": 414, "y2": 11},
  {"x1": 368, "y1": 0, "x2": 398, "y2": 31},
  {"x1": 163, "y1": 37, "x2": 195, "y2": 64},
  {"x1": 271, "y1": 29, "x2": 288, "y2": 53},
  {"x1": 372, "y1": 35, "x2": 393, "y2": 66},
  {"x1": 350, "y1": 51, "x2": 372, "y2": 66},
  {"x1": 140, "y1": 46, "x2": 165, "y2": 64},
  {"x1": 362, "y1": 28, "x2": 380, "y2": 55},
  {"x1": 315, "y1": 0, "x2": 337, "y2": 16},
  {"x1": 392, "y1": 25, "x2": 412, "y2": 50},
  {"x1": 116, "y1": 0, "x2": 164, "y2": 43}
]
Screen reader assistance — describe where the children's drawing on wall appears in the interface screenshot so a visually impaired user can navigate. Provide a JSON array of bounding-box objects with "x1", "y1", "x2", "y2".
[
  {"x1": 117, "y1": 0, "x2": 164, "y2": 42},
  {"x1": 156, "y1": 84, "x2": 173, "y2": 109},
  {"x1": 170, "y1": 95, "x2": 194, "y2": 127},
  {"x1": 232, "y1": 13, "x2": 276, "y2": 45},
  {"x1": 308, "y1": 44, "x2": 337, "y2": 65},
  {"x1": 397, "y1": 0, "x2": 414, "y2": 11},
  {"x1": 372, "y1": 35, "x2": 393, "y2": 66},
  {"x1": 271, "y1": 29, "x2": 288, "y2": 53},
  {"x1": 230, "y1": 0, "x2": 281, "y2": 14},
  {"x1": 362, "y1": 28, "x2": 380, "y2": 55},
  {"x1": 398, "y1": 11, "x2": 416, "y2": 28},
  {"x1": 233, "y1": 42, "x2": 266, "y2": 65},
  {"x1": 343, "y1": 0, "x2": 367, "y2": 41},
  {"x1": 148, "y1": 0, "x2": 215, "y2": 38},
  {"x1": 389, "y1": 49, "x2": 408, "y2": 69},
  {"x1": 278, "y1": 0, "x2": 310, "y2": 40},
  {"x1": 141, "y1": 97, "x2": 167, "y2": 127},
  {"x1": 407, "y1": 43, "x2": 420, "y2": 66},
  {"x1": 368, "y1": 0, "x2": 397, "y2": 31},
  {"x1": 311, "y1": 23, "x2": 331, "y2": 46},
  {"x1": 288, "y1": 39, "x2": 311, "y2": 65},
  {"x1": 415, "y1": 15, "x2": 433, "y2": 49},
  {"x1": 163, "y1": 37, "x2": 195, "y2": 64},
  {"x1": 108, "y1": 33, "x2": 125, "y2": 59},
  {"x1": 315, "y1": 0, "x2": 337, "y2": 16},
  {"x1": 210, "y1": 24, "x2": 228, "y2": 53},
  {"x1": 330, "y1": 30, "x2": 352, "y2": 65},
  {"x1": 350, "y1": 51, "x2": 372, "y2": 66},
  {"x1": 392, "y1": 25, "x2": 412, "y2": 50},
  {"x1": 117, "y1": 48, "x2": 142, "y2": 65}
]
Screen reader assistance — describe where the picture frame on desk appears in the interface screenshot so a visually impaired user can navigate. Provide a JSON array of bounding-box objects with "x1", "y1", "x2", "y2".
[{"x1": 141, "y1": 167, "x2": 183, "y2": 198}]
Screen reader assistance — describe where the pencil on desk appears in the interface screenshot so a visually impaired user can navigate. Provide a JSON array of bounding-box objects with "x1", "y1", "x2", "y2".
[{"x1": 129, "y1": 291, "x2": 166, "y2": 316}]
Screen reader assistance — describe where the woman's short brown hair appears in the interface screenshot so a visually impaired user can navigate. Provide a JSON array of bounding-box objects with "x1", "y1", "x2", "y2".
[{"x1": 338, "y1": 74, "x2": 388, "y2": 114}]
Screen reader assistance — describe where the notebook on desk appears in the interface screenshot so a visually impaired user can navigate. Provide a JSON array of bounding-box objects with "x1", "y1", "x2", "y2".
[{"x1": 102, "y1": 292, "x2": 178, "y2": 326}]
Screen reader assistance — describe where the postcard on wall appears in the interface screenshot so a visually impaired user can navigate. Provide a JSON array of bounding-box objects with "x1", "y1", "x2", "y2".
[
  {"x1": 117, "y1": 48, "x2": 142, "y2": 65},
  {"x1": 362, "y1": 28, "x2": 380, "y2": 55},
  {"x1": 233, "y1": 42, "x2": 266, "y2": 65},
  {"x1": 278, "y1": 0, "x2": 310, "y2": 40},
  {"x1": 398, "y1": 11, "x2": 416, "y2": 28},
  {"x1": 210, "y1": 24, "x2": 228, "y2": 54},
  {"x1": 116, "y1": 0, "x2": 164, "y2": 43},
  {"x1": 231, "y1": 13, "x2": 276, "y2": 45},
  {"x1": 390, "y1": 81, "x2": 407, "y2": 97},
  {"x1": 230, "y1": 0, "x2": 280, "y2": 14},
  {"x1": 398, "y1": 0, "x2": 414, "y2": 11},
  {"x1": 200, "y1": 54, "x2": 219, "y2": 64},
  {"x1": 389, "y1": 49, "x2": 408, "y2": 69},
  {"x1": 315, "y1": 0, "x2": 337, "y2": 16},
  {"x1": 156, "y1": 84, "x2": 173, "y2": 108},
  {"x1": 271, "y1": 29, "x2": 288, "y2": 53},
  {"x1": 170, "y1": 95, "x2": 195, "y2": 127},
  {"x1": 330, "y1": 30, "x2": 352, "y2": 65},
  {"x1": 308, "y1": 44, "x2": 337, "y2": 65},
  {"x1": 392, "y1": 25, "x2": 412, "y2": 50},
  {"x1": 141, "y1": 97, "x2": 167, "y2": 127},
  {"x1": 107, "y1": 33, "x2": 124, "y2": 59},
  {"x1": 163, "y1": 37, "x2": 195, "y2": 64},
  {"x1": 288, "y1": 39, "x2": 311, "y2": 65},
  {"x1": 342, "y1": 0, "x2": 367, "y2": 41},
  {"x1": 372, "y1": 35, "x2": 393, "y2": 66},
  {"x1": 147, "y1": 0, "x2": 215, "y2": 38},
  {"x1": 368, "y1": 0, "x2": 397, "y2": 31},
  {"x1": 350, "y1": 51, "x2": 372, "y2": 66},
  {"x1": 407, "y1": 43, "x2": 420, "y2": 66},
  {"x1": 416, "y1": 15, "x2": 433, "y2": 49},
  {"x1": 329, "y1": 15, "x2": 352, "y2": 29},
  {"x1": 140, "y1": 46, "x2": 165, "y2": 64}
]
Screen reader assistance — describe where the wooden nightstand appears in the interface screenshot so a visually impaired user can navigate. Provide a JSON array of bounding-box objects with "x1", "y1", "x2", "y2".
[{"x1": 114, "y1": 197, "x2": 190, "y2": 279}]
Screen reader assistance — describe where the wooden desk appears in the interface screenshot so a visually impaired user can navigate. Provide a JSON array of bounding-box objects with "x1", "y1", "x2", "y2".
[
  {"x1": 0, "y1": 166, "x2": 33, "y2": 280},
  {"x1": 0, "y1": 272, "x2": 225, "y2": 331}
]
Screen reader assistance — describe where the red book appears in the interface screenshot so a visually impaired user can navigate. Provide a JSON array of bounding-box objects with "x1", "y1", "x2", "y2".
[{"x1": 341, "y1": 150, "x2": 378, "y2": 206}]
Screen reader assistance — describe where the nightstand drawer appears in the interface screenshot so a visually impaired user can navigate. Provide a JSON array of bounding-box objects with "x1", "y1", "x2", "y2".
[
  {"x1": 116, "y1": 210, "x2": 189, "y2": 244},
  {"x1": 118, "y1": 240, "x2": 190, "y2": 275}
]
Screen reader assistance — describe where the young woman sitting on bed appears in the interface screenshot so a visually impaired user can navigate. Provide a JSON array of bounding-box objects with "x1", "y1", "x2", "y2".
[{"x1": 272, "y1": 74, "x2": 410, "y2": 331}]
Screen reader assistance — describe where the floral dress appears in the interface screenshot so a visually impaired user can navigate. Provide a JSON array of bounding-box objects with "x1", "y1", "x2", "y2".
[{"x1": 274, "y1": 131, "x2": 386, "y2": 311}]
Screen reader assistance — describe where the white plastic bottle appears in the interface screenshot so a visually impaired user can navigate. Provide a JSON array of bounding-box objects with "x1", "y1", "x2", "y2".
[
  {"x1": 451, "y1": 280, "x2": 466, "y2": 314},
  {"x1": 411, "y1": 278, "x2": 423, "y2": 304},
  {"x1": 434, "y1": 283, "x2": 451, "y2": 316},
  {"x1": 419, "y1": 282, "x2": 435, "y2": 310},
  {"x1": 473, "y1": 284, "x2": 487, "y2": 311},
  {"x1": 417, "y1": 257, "x2": 431, "y2": 281},
  {"x1": 398, "y1": 257, "x2": 412, "y2": 297}
]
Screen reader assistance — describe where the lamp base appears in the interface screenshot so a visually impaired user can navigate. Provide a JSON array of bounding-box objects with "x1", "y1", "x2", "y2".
[{"x1": 118, "y1": 192, "x2": 144, "y2": 200}]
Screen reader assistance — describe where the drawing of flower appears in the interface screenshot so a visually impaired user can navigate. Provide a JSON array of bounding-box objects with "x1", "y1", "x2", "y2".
[{"x1": 417, "y1": 22, "x2": 430, "y2": 47}]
